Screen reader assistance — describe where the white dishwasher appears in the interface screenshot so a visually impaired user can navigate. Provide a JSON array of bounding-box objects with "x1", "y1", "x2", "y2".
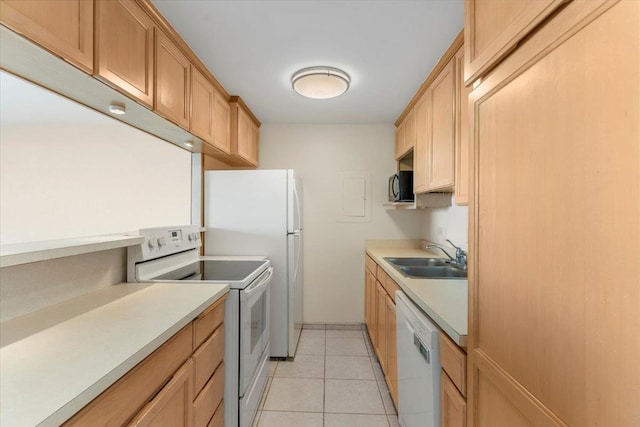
[{"x1": 396, "y1": 290, "x2": 441, "y2": 427}]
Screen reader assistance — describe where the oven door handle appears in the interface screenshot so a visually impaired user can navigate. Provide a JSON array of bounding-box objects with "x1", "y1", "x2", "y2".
[{"x1": 241, "y1": 267, "x2": 273, "y2": 301}]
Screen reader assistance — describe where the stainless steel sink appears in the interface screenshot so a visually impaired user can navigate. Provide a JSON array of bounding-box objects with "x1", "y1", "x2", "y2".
[
  {"x1": 397, "y1": 265, "x2": 467, "y2": 279},
  {"x1": 384, "y1": 257, "x2": 451, "y2": 267},
  {"x1": 384, "y1": 257, "x2": 466, "y2": 279}
]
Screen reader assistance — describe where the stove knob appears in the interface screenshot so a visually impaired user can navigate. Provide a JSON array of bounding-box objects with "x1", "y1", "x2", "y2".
[
  {"x1": 158, "y1": 237, "x2": 167, "y2": 247},
  {"x1": 192, "y1": 233, "x2": 199, "y2": 241},
  {"x1": 188, "y1": 233, "x2": 194, "y2": 242},
  {"x1": 148, "y1": 237, "x2": 158, "y2": 248}
]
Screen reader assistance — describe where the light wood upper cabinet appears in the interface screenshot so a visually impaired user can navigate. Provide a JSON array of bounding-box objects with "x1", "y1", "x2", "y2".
[
  {"x1": 128, "y1": 360, "x2": 194, "y2": 427},
  {"x1": 454, "y1": 46, "x2": 471, "y2": 205},
  {"x1": 467, "y1": 1, "x2": 639, "y2": 426},
  {"x1": 95, "y1": 0, "x2": 154, "y2": 108},
  {"x1": 230, "y1": 100, "x2": 259, "y2": 167},
  {"x1": 190, "y1": 65, "x2": 215, "y2": 144},
  {"x1": 413, "y1": 92, "x2": 429, "y2": 193},
  {"x1": 464, "y1": 0, "x2": 567, "y2": 85},
  {"x1": 213, "y1": 92, "x2": 231, "y2": 154},
  {"x1": 0, "y1": 0, "x2": 93, "y2": 73},
  {"x1": 426, "y1": 58, "x2": 455, "y2": 192},
  {"x1": 395, "y1": 108, "x2": 415, "y2": 160},
  {"x1": 155, "y1": 28, "x2": 190, "y2": 130}
]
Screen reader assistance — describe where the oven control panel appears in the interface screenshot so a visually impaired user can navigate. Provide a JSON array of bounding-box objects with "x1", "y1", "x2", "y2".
[{"x1": 132, "y1": 225, "x2": 202, "y2": 262}]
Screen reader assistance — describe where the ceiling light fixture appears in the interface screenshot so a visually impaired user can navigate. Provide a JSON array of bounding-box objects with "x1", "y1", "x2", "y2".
[
  {"x1": 291, "y1": 66, "x2": 350, "y2": 99},
  {"x1": 108, "y1": 103, "x2": 126, "y2": 115}
]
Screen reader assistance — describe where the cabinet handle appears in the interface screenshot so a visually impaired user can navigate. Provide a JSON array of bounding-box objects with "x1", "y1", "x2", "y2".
[{"x1": 414, "y1": 333, "x2": 430, "y2": 363}]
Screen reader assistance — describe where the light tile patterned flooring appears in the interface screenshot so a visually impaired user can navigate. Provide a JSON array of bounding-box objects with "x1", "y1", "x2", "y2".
[{"x1": 253, "y1": 328, "x2": 400, "y2": 427}]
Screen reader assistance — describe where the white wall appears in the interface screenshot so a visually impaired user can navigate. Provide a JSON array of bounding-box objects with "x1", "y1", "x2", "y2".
[
  {"x1": 0, "y1": 124, "x2": 192, "y2": 244},
  {"x1": 420, "y1": 196, "x2": 469, "y2": 250},
  {"x1": 259, "y1": 124, "x2": 423, "y2": 324},
  {"x1": 0, "y1": 72, "x2": 192, "y2": 244}
]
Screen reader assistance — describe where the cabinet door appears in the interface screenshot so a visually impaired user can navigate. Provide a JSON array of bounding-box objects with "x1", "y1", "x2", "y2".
[
  {"x1": 427, "y1": 58, "x2": 455, "y2": 191},
  {"x1": 248, "y1": 121, "x2": 259, "y2": 165},
  {"x1": 0, "y1": 0, "x2": 93, "y2": 73},
  {"x1": 385, "y1": 294, "x2": 398, "y2": 408},
  {"x1": 441, "y1": 371, "x2": 466, "y2": 427},
  {"x1": 394, "y1": 119, "x2": 405, "y2": 160},
  {"x1": 463, "y1": 0, "x2": 566, "y2": 84},
  {"x1": 402, "y1": 108, "x2": 415, "y2": 157},
  {"x1": 155, "y1": 29, "x2": 190, "y2": 130},
  {"x1": 468, "y1": 2, "x2": 639, "y2": 426},
  {"x1": 95, "y1": 0, "x2": 154, "y2": 107},
  {"x1": 454, "y1": 46, "x2": 471, "y2": 205},
  {"x1": 413, "y1": 91, "x2": 429, "y2": 193},
  {"x1": 375, "y1": 280, "x2": 387, "y2": 371},
  {"x1": 235, "y1": 106, "x2": 257, "y2": 165},
  {"x1": 128, "y1": 360, "x2": 194, "y2": 427},
  {"x1": 213, "y1": 92, "x2": 231, "y2": 154},
  {"x1": 365, "y1": 269, "x2": 377, "y2": 347},
  {"x1": 190, "y1": 66, "x2": 215, "y2": 144}
]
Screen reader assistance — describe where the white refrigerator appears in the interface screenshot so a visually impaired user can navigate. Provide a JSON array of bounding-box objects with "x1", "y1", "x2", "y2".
[{"x1": 204, "y1": 169, "x2": 303, "y2": 358}]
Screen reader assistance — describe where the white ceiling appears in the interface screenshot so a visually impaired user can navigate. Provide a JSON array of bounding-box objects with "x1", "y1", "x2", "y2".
[{"x1": 152, "y1": 0, "x2": 464, "y2": 124}]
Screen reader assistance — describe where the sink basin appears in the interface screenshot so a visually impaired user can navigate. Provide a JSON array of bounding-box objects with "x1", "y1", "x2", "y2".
[
  {"x1": 384, "y1": 257, "x2": 451, "y2": 267},
  {"x1": 398, "y1": 265, "x2": 467, "y2": 279}
]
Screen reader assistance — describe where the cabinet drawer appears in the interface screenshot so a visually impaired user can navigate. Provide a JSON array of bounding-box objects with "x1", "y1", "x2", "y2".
[
  {"x1": 64, "y1": 324, "x2": 193, "y2": 426},
  {"x1": 193, "y1": 324, "x2": 224, "y2": 397},
  {"x1": 384, "y1": 276, "x2": 401, "y2": 299},
  {"x1": 376, "y1": 264, "x2": 386, "y2": 282},
  {"x1": 207, "y1": 400, "x2": 223, "y2": 427},
  {"x1": 365, "y1": 254, "x2": 377, "y2": 274},
  {"x1": 194, "y1": 296, "x2": 226, "y2": 350},
  {"x1": 439, "y1": 332, "x2": 466, "y2": 396},
  {"x1": 193, "y1": 363, "x2": 224, "y2": 427}
]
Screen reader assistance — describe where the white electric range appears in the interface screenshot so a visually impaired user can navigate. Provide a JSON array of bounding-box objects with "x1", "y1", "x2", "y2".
[{"x1": 128, "y1": 225, "x2": 272, "y2": 427}]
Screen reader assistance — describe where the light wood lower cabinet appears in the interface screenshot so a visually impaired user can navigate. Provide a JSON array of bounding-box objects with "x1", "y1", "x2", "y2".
[
  {"x1": 385, "y1": 294, "x2": 398, "y2": 407},
  {"x1": 441, "y1": 371, "x2": 466, "y2": 427},
  {"x1": 95, "y1": 0, "x2": 154, "y2": 108},
  {"x1": 0, "y1": 0, "x2": 93, "y2": 73},
  {"x1": 364, "y1": 265, "x2": 377, "y2": 347},
  {"x1": 64, "y1": 295, "x2": 227, "y2": 427},
  {"x1": 364, "y1": 254, "x2": 399, "y2": 409},
  {"x1": 128, "y1": 359, "x2": 194, "y2": 427},
  {"x1": 375, "y1": 279, "x2": 387, "y2": 372},
  {"x1": 439, "y1": 331, "x2": 467, "y2": 427}
]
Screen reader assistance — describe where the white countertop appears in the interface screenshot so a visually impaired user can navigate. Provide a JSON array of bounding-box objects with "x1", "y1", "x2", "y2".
[
  {"x1": 366, "y1": 242, "x2": 467, "y2": 347},
  {"x1": 0, "y1": 282, "x2": 228, "y2": 427}
]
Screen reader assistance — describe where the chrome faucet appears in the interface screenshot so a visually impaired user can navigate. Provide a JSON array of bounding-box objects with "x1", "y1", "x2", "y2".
[{"x1": 426, "y1": 239, "x2": 467, "y2": 269}]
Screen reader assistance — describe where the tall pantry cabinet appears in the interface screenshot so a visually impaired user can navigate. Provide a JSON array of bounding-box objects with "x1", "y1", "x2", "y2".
[{"x1": 466, "y1": 1, "x2": 639, "y2": 426}]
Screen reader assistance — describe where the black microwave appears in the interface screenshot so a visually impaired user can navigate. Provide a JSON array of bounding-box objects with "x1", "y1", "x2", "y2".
[{"x1": 389, "y1": 171, "x2": 414, "y2": 202}]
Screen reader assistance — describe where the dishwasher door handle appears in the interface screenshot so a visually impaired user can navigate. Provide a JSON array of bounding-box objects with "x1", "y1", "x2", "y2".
[{"x1": 414, "y1": 333, "x2": 430, "y2": 364}]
